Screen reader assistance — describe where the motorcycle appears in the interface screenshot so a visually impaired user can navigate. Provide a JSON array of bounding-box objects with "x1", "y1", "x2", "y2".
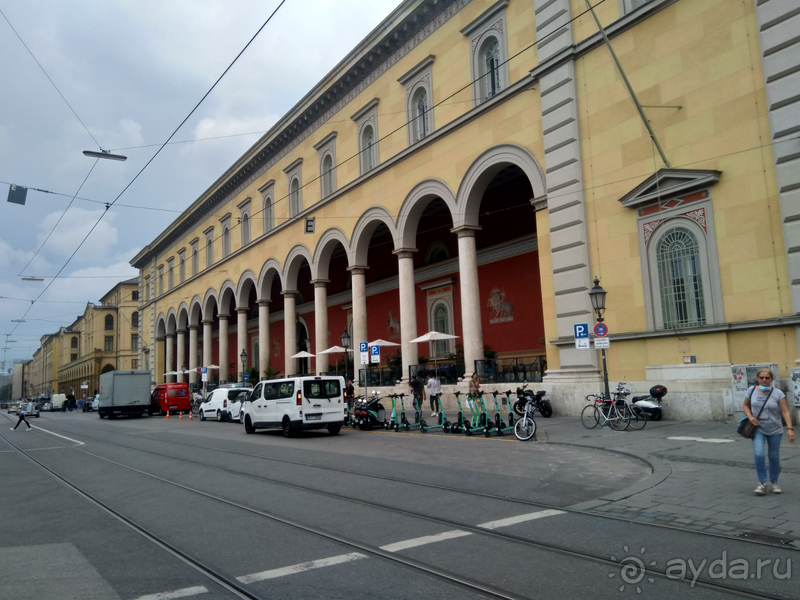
[
  {"x1": 513, "y1": 382, "x2": 552, "y2": 418},
  {"x1": 630, "y1": 384, "x2": 667, "y2": 421},
  {"x1": 353, "y1": 392, "x2": 387, "y2": 430}
]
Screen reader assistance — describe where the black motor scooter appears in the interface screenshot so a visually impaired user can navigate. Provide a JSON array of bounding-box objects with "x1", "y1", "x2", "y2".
[{"x1": 513, "y1": 382, "x2": 552, "y2": 418}]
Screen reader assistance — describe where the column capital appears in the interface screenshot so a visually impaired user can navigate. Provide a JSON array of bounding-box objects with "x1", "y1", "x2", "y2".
[
  {"x1": 176, "y1": 328, "x2": 187, "y2": 335},
  {"x1": 310, "y1": 279, "x2": 330, "y2": 287},
  {"x1": 392, "y1": 248, "x2": 418, "y2": 260},
  {"x1": 257, "y1": 299, "x2": 271, "y2": 307},
  {"x1": 347, "y1": 265, "x2": 369, "y2": 276},
  {"x1": 236, "y1": 307, "x2": 249, "y2": 314},
  {"x1": 188, "y1": 324, "x2": 198, "y2": 331},
  {"x1": 156, "y1": 336, "x2": 165, "y2": 342},
  {"x1": 531, "y1": 195, "x2": 548, "y2": 212},
  {"x1": 165, "y1": 333, "x2": 175, "y2": 339},
  {"x1": 450, "y1": 225, "x2": 482, "y2": 238},
  {"x1": 281, "y1": 289, "x2": 299, "y2": 298},
  {"x1": 202, "y1": 320, "x2": 214, "y2": 326},
  {"x1": 218, "y1": 313, "x2": 230, "y2": 320}
]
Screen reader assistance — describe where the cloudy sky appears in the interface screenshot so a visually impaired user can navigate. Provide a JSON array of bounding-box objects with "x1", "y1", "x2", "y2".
[{"x1": 0, "y1": 0, "x2": 400, "y2": 369}]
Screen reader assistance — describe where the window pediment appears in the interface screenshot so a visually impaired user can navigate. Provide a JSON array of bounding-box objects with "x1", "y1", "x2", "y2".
[{"x1": 619, "y1": 168, "x2": 721, "y2": 210}]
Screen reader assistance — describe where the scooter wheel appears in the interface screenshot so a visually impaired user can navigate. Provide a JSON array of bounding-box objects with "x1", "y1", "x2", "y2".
[
  {"x1": 484, "y1": 428, "x2": 492, "y2": 438},
  {"x1": 443, "y1": 421, "x2": 451, "y2": 433},
  {"x1": 464, "y1": 427, "x2": 473, "y2": 436},
  {"x1": 496, "y1": 428, "x2": 503, "y2": 436},
  {"x1": 404, "y1": 423, "x2": 410, "y2": 431}
]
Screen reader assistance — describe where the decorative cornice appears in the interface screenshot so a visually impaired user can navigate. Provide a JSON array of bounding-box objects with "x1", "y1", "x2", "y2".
[
  {"x1": 460, "y1": 0, "x2": 508, "y2": 38},
  {"x1": 350, "y1": 98, "x2": 380, "y2": 123},
  {"x1": 283, "y1": 157, "x2": 304, "y2": 174},
  {"x1": 313, "y1": 131, "x2": 338, "y2": 151},
  {"x1": 619, "y1": 169, "x2": 722, "y2": 209},
  {"x1": 397, "y1": 55, "x2": 436, "y2": 85}
]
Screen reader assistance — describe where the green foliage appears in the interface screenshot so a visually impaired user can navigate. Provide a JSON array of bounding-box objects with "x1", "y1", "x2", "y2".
[{"x1": 262, "y1": 366, "x2": 281, "y2": 380}]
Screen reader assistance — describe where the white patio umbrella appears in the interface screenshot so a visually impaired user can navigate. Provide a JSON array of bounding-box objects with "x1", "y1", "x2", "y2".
[
  {"x1": 409, "y1": 331, "x2": 459, "y2": 344},
  {"x1": 163, "y1": 371, "x2": 178, "y2": 376},
  {"x1": 290, "y1": 350, "x2": 316, "y2": 359},
  {"x1": 204, "y1": 365, "x2": 220, "y2": 370},
  {"x1": 317, "y1": 345, "x2": 353, "y2": 354},
  {"x1": 367, "y1": 339, "x2": 400, "y2": 347}
]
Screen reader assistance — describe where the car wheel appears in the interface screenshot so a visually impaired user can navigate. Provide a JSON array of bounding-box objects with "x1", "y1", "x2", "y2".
[
  {"x1": 327, "y1": 423, "x2": 341, "y2": 435},
  {"x1": 216, "y1": 410, "x2": 224, "y2": 422},
  {"x1": 200, "y1": 410, "x2": 206, "y2": 421},
  {"x1": 244, "y1": 415, "x2": 255, "y2": 434},
  {"x1": 282, "y1": 417, "x2": 295, "y2": 438}
]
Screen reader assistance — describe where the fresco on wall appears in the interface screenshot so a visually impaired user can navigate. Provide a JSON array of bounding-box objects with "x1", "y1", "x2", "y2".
[
  {"x1": 272, "y1": 337, "x2": 281, "y2": 358},
  {"x1": 487, "y1": 288, "x2": 514, "y2": 324},
  {"x1": 387, "y1": 311, "x2": 401, "y2": 339}
]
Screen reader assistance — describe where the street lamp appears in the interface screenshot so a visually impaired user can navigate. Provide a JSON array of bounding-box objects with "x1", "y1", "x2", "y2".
[
  {"x1": 588, "y1": 277, "x2": 611, "y2": 400},
  {"x1": 240, "y1": 349, "x2": 247, "y2": 381},
  {"x1": 340, "y1": 328, "x2": 351, "y2": 383},
  {"x1": 83, "y1": 149, "x2": 127, "y2": 161}
]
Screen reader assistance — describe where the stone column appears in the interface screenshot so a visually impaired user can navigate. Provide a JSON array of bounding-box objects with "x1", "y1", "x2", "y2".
[
  {"x1": 155, "y1": 337, "x2": 165, "y2": 384},
  {"x1": 188, "y1": 325, "x2": 198, "y2": 385},
  {"x1": 348, "y1": 266, "x2": 369, "y2": 382},
  {"x1": 394, "y1": 249, "x2": 419, "y2": 383},
  {"x1": 258, "y1": 300, "x2": 270, "y2": 378},
  {"x1": 453, "y1": 226, "x2": 483, "y2": 379},
  {"x1": 218, "y1": 314, "x2": 229, "y2": 382},
  {"x1": 283, "y1": 291, "x2": 298, "y2": 376},
  {"x1": 176, "y1": 329, "x2": 186, "y2": 383},
  {"x1": 237, "y1": 308, "x2": 249, "y2": 381},
  {"x1": 202, "y1": 320, "x2": 213, "y2": 369},
  {"x1": 312, "y1": 280, "x2": 330, "y2": 374},
  {"x1": 165, "y1": 333, "x2": 175, "y2": 383}
]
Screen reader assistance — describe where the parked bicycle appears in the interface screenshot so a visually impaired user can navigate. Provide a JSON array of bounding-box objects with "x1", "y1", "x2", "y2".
[
  {"x1": 513, "y1": 391, "x2": 539, "y2": 441},
  {"x1": 580, "y1": 380, "x2": 646, "y2": 431}
]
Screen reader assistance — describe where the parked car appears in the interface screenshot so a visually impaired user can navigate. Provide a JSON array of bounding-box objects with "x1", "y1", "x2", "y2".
[
  {"x1": 92, "y1": 396, "x2": 100, "y2": 411},
  {"x1": 8, "y1": 403, "x2": 19, "y2": 414},
  {"x1": 149, "y1": 382, "x2": 191, "y2": 416},
  {"x1": 199, "y1": 387, "x2": 252, "y2": 422},
  {"x1": 83, "y1": 395, "x2": 98, "y2": 412},
  {"x1": 41, "y1": 402, "x2": 52, "y2": 412},
  {"x1": 20, "y1": 402, "x2": 40, "y2": 418}
]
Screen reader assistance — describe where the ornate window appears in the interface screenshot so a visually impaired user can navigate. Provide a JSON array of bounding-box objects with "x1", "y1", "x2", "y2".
[
  {"x1": 620, "y1": 0, "x2": 652, "y2": 15},
  {"x1": 426, "y1": 242, "x2": 450, "y2": 265},
  {"x1": 71, "y1": 337, "x2": 78, "y2": 349},
  {"x1": 238, "y1": 197, "x2": 251, "y2": 246},
  {"x1": 398, "y1": 55, "x2": 434, "y2": 145},
  {"x1": 290, "y1": 179, "x2": 301, "y2": 216},
  {"x1": 351, "y1": 98, "x2": 379, "y2": 175},
  {"x1": 461, "y1": 1, "x2": 508, "y2": 106},
  {"x1": 105, "y1": 315, "x2": 114, "y2": 330},
  {"x1": 204, "y1": 227, "x2": 214, "y2": 268},
  {"x1": 131, "y1": 311, "x2": 139, "y2": 328},
  {"x1": 432, "y1": 303, "x2": 450, "y2": 357},
  {"x1": 178, "y1": 251, "x2": 186, "y2": 283},
  {"x1": 167, "y1": 258, "x2": 174, "y2": 290},
  {"x1": 422, "y1": 279, "x2": 456, "y2": 358},
  {"x1": 656, "y1": 228, "x2": 705, "y2": 328},
  {"x1": 222, "y1": 227, "x2": 230, "y2": 257},
  {"x1": 104, "y1": 336, "x2": 114, "y2": 352},
  {"x1": 191, "y1": 239, "x2": 199, "y2": 276},
  {"x1": 315, "y1": 132, "x2": 337, "y2": 199},
  {"x1": 284, "y1": 159, "x2": 303, "y2": 218}
]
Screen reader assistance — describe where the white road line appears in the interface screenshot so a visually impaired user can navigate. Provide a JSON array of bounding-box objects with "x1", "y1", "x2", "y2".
[
  {"x1": 667, "y1": 436, "x2": 733, "y2": 443},
  {"x1": 132, "y1": 585, "x2": 208, "y2": 600},
  {"x1": 380, "y1": 530, "x2": 471, "y2": 553},
  {"x1": 28, "y1": 426, "x2": 85, "y2": 446},
  {"x1": 477, "y1": 509, "x2": 565, "y2": 530},
  {"x1": 237, "y1": 553, "x2": 367, "y2": 584}
]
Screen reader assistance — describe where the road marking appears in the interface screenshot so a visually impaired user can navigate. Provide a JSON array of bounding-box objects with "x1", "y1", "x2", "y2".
[
  {"x1": 380, "y1": 530, "x2": 471, "y2": 552},
  {"x1": 237, "y1": 552, "x2": 366, "y2": 583},
  {"x1": 477, "y1": 509, "x2": 565, "y2": 530},
  {"x1": 132, "y1": 585, "x2": 208, "y2": 600},
  {"x1": 667, "y1": 436, "x2": 734, "y2": 443},
  {"x1": 28, "y1": 426, "x2": 85, "y2": 445}
]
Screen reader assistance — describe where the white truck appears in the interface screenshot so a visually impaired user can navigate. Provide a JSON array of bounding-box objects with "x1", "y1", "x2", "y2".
[{"x1": 97, "y1": 370, "x2": 152, "y2": 419}]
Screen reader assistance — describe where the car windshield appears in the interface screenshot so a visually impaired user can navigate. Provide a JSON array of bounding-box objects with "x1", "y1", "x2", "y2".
[{"x1": 303, "y1": 379, "x2": 342, "y2": 400}]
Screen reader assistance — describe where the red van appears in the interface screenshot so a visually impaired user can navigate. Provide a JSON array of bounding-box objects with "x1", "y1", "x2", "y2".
[{"x1": 149, "y1": 382, "x2": 191, "y2": 416}]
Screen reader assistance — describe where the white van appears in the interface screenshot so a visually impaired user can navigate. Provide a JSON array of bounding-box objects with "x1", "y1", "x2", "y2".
[
  {"x1": 241, "y1": 376, "x2": 346, "y2": 437},
  {"x1": 50, "y1": 394, "x2": 67, "y2": 411}
]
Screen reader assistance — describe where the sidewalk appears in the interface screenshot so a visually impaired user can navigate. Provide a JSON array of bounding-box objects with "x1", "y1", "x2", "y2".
[{"x1": 537, "y1": 417, "x2": 800, "y2": 545}]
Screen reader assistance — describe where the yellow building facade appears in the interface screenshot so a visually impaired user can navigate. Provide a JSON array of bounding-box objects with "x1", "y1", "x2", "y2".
[{"x1": 132, "y1": 0, "x2": 800, "y2": 420}]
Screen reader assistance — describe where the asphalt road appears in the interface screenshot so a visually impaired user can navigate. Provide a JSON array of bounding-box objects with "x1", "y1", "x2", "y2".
[{"x1": 1, "y1": 410, "x2": 796, "y2": 600}]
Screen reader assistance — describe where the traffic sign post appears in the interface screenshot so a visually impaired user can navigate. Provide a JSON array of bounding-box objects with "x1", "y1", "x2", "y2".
[
  {"x1": 593, "y1": 322, "x2": 608, "y2": 337},
  {"x1": 594, "y1": 338, "x2": 610, "y2": 349},
  {"x1": 574, "y1": 324, "x2": 590, "y2": 350},
  {"x1": 242, "y1": 373, "x2": 250, "y2": 382},
  {"x1": 370, "y1": 345, "x2": 380, "y2": 364},
  {"x1": 359, "y1": 342, "x2": 369, "y2": 366}
]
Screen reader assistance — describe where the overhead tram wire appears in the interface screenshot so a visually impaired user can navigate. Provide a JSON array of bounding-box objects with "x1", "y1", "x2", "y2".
[{"x1": 5, "y1": 0, "x2": 289, "y2": 337}]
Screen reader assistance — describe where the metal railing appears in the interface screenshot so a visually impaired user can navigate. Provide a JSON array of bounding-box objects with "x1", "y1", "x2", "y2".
[
  {"x1": 475, "y1": 355, "x2": 546, "y2": 384},
  {"x1": 358, "y1": 367, "x2": 401, "y2": 387},
  {"x1": 408, "y1": 361, "x2": 465, "y2": 385}
]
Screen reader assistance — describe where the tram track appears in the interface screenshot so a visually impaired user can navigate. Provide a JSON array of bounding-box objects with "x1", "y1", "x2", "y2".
[{"x1": 4, "y1": 422, "x2": 796, "y2": 600}]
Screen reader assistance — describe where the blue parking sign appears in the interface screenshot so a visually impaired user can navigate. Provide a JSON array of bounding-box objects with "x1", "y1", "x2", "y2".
[
  {"x1": 359, "y1": 342, "x2": 368, "y2": 353},
  {"x1": 574, "y1": 324, "x2": 589, "y2": 339},
  {"x1": 370, "y1": 345, "x2": 380, "y2": 355}
]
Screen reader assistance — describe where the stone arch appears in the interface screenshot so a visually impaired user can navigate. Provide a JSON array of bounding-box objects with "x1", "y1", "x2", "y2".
[
  {"x1": 166, "y1": 309, "x2": 178, "y2": 335},
  {"x1": 156, "y1": 314, "x2": 167, "y2": 339},
  {"x1": 218, "y1": 280, "x2": 237, "y2": 316},
  {"x1": 258, "y1": 259, "x2": 283, "y2": 301},
  {"x1": 454, "y1": 144, "x2": 546, "y2": 229},
  {"x1": 204, "y1": 288, "x2": 220, "y2": 317},
  {"x1": 311, "y1": 228, "x2": 351, "y2": 281},
  {"x1": 177, "y1": 302, "x2": 190, "y2": 330},
  {"x1": 350, "y1": 206, "x2": 399, "y2": 266},
  {"x1": 188, "y1": 297, "x2": 203, "y2": 327},
  {"x1": 236, "y1": 270, "x2": 258, "y2": 309},
  {"x1": 283, "y1": 244, "x2": 314, "y2": 291},
  {"x1": 396, "y1": 179, "x2": 458, "y2": 249}
]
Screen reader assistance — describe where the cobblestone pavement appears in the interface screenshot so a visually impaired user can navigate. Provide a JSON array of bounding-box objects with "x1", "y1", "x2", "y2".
[{"x1": 539, "y1": 416, "x2": 800, "y2": 546}]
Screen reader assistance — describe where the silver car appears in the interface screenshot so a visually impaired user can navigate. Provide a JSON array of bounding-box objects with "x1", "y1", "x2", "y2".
[{"x1": 20, "y1": 402, "x2": 40, "y2": 418}]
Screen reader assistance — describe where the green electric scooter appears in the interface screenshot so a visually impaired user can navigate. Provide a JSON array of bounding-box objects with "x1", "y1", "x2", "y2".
[
  {"x1": 463, "y1": 391, "x2": 492, "y2": 436},
  {"x1": 420, "y1": 393, "x2": 448, "y2": 433},
  {"x1": 449, "y1": 391, "x2": 467, "y2": 434},
  {"x1": 406, "y1": 393, "x2": 423, "y2": 431},
  {"x1": 490, "y1": 390, "x2": 516, "y2": 436}
]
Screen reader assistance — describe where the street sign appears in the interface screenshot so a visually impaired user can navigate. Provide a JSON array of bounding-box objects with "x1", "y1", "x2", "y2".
[
  {"x1": 196, "y1": 366, "x2": 202, "y2": 373},
  {"x1": 370, "y1": 345, "x2": 380, "y2": 364},
  {"x1": 201, "y1": 366, "x2": 208, "y2": 382},
  {"x1": 574, "y1": 324, "x2": 589, "y2": 339},
  {"x1": 575, "y1": 338, "x2": 590, "y2": 350},
  {"x1": 594, "y1": 338, "x2": 610, "y2": 349},
  {"x1": 80, "y1": 384, "x2": 88, "y2": 390},
  {"x1": 593, "y1": 322, "x2": 608, "y2": 337},
  {"x1": 242, "y1": 373, "x2": 249, "y2": 381},
  {"x1": 359, "y1": 342, "x2": 369, "y2": 365}
]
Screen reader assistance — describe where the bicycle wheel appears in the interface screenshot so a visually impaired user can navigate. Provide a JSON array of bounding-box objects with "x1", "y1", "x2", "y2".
[
  {"x1": 514, "y1": 415, "x2": 537, "y2": 441},
  {"x1": 626, "y1": 404, "x2": 647, "y2": 430},
  {"x1": 608, "y1": 404, "x2": 631, "y2": 431},
  {"x1": 580, "y1": 404, "x2": 600, "y2": 429}
]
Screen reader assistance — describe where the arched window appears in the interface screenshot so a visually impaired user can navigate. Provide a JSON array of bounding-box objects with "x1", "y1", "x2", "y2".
[
  {"x1": 241, "y1": 214, "x2": 250, "y2": 246},
  {"x1": 290, "y1": 178, "x2": 301, "y2": 216},
  {"x1": 131, "y1": 312, "x2": 139, "y2": 328},
  {"x1": 206, "y1": 236, "x2": 214, "y2": 268},
  {"x1": 432, "y1": 303, "x2": 450, "y2": 358},
  {"x1": 480, "y1": 37, "x2": 501, "y2": 100},
  {"x1": 71, "y1": 337, "x2": 78, "y2": 349},
  {"x1": 105, "y1": 315, "x2": 114, "y2": 330},
  {"x1": 192, "y1": 248, "x2": 198, "y2": 275},
  {"x1": 426, "y1": 242, "x2": 450, "y2": 265},
  {"x1": 656, "y1": 227, "x2": 706, "y2": 329},
  {"x1": 413, "y1": 88, "x2": 428, "y2": 141},
  {"x1": 222, "y1": 227, "x2": 230, "y2": 257},
  {"x1": 263, "y1": 197, "x2": 273, "y2": 233},
  {"x1": 362, "y1": 126, "x2": 375, "y2": 172},
  {"x1": 322, "y1": 154, "x2": 334, "y2": 198}
]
